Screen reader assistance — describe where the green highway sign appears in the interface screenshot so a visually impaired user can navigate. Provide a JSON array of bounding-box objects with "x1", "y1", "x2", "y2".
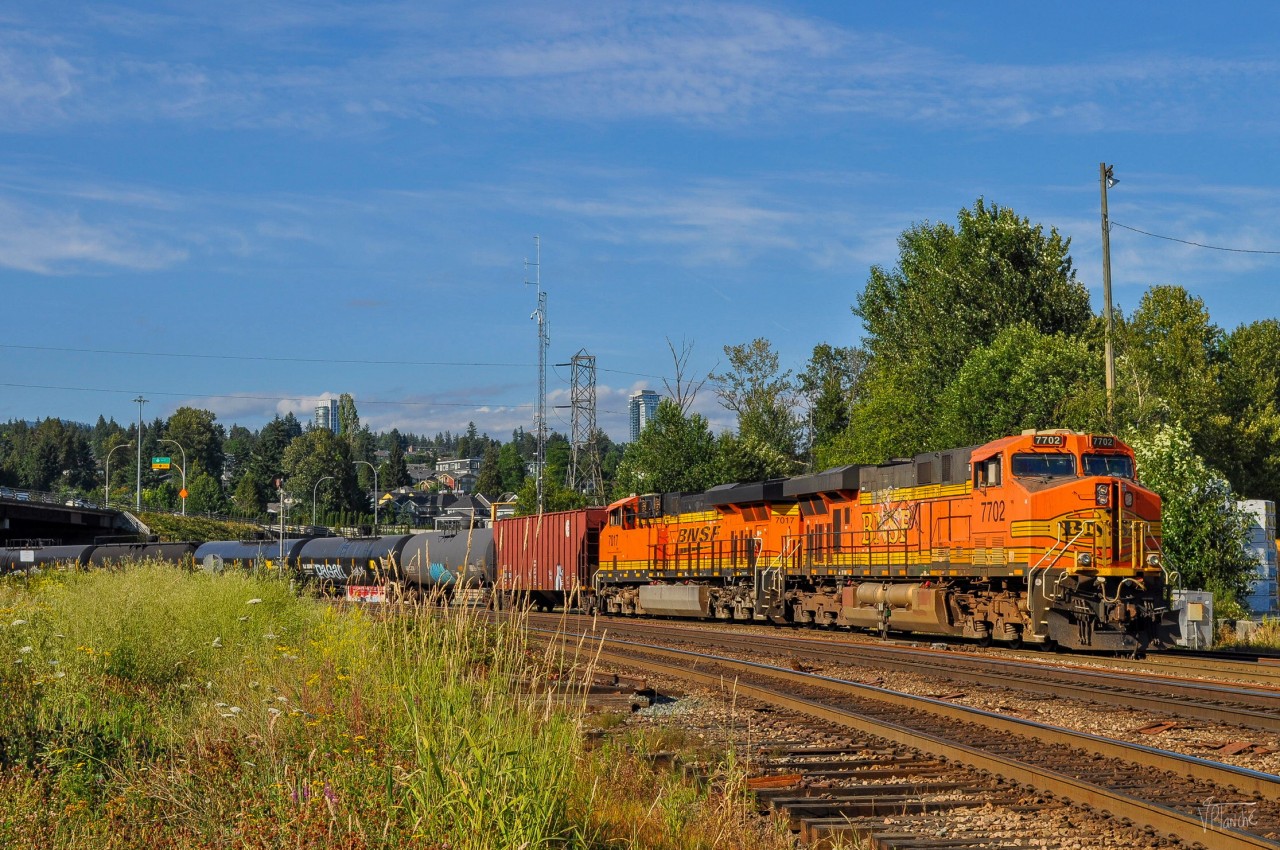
[{"x1": 151, "y1": 456, "x2": 171, "y2": 470}]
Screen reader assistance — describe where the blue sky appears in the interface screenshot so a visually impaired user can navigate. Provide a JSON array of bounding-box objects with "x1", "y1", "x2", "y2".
[{"x1": 3, "y1": 1, "x2": 1279, "y2": 442}]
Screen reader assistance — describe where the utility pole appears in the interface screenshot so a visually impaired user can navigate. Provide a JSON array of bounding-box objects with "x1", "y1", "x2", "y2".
[
  {"x1": 525, "y1": 236, "x2": 548, "y2": 514},
  {"x1": 134, "y1": 395, "x2": 147, "y2": 510},
  {"x1": 1099, "y1": 163, "x2": 1118, "y2": 423}
]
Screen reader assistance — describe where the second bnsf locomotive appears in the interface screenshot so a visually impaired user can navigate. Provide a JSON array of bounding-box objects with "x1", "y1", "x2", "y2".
[{"x1": 497, "y1": 431, "x2": 1176, "y2": 652}]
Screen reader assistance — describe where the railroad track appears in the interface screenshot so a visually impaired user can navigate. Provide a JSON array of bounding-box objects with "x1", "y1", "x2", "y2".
[
  {"x1": 532, "y1": 613, "x2": 1280, "y2": 735},
  {"x1": 534, "y1": 624, "x2": 1280, "y2": 848}
]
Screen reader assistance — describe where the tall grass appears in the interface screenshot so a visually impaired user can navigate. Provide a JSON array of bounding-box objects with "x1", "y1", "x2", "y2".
[{"x1": 0, "y1": 564, "x2": 793, "y2": 849}]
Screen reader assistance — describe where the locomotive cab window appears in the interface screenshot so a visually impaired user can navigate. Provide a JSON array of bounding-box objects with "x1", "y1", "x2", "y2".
[
  {"x1": 1011, "y1": 452, "x2": 1076, "y2": 478},
  {"x1": 1082, "y1": 453, "x2": 1135, "y2": 479},
  {"x1": 609, "y1": 506, "x2": 637, "y2": 530},
  {"x1": 975, "y1": 454, "x2": 1002, "y2": 488}
]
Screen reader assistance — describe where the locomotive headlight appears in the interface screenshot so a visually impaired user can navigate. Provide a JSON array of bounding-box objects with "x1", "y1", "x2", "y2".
[
  {"x1": 1078, "y1": 553, "x2": 1093, "y2": 567},
  {"x1": 1146, "y1": 554, "x2": 1161, "y2": 568},
  {"x1": 1095, "y1": 484, "x2": 1110, "y2": 506},
  {"x1": 1123, "y1": 490, "x2": 1134, "y2": 507}
]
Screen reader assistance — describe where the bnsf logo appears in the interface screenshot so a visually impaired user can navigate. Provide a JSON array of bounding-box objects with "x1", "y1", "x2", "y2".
[{"x1": 676, "y1": 527, "x2": 720, "y2": 544}]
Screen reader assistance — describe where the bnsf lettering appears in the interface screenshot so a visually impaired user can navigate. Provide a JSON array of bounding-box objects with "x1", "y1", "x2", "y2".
[
  {"x1": 676, "y1": 527, "x2": 720, "y2": 544},
  {"x1": 1058, "y1": 519, "x2": 1094, "y2": 538}
]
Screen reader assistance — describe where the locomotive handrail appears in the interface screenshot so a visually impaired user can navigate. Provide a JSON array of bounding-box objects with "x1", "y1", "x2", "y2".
[{"x1": 1030, "y1": 522, "x2": 1092, "y2": 603}]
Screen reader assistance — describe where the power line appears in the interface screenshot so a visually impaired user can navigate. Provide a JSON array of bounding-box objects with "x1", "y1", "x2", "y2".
[
  {"x1": 0, "y1": 343, "x2": 670, "y2": 380},
  {"x1": 1112, "y1": 221, "x2": 1280, "y2": 255},
  {"x1": 0, "y1": 380, "x2": 634, "y2": 417},
  {"x1": 0, "y1": 381, "x2": 534, "y2": 409}
]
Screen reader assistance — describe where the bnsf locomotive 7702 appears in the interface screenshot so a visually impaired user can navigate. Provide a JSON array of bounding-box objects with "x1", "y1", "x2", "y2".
[{"x1": 497, "y1": 431, "x2": 1178, "y2": 652}]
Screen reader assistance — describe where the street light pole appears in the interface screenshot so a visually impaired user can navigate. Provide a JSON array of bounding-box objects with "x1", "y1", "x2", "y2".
[
  {"x1": 105, "y1": 441, "x2": 133, "y2": 507},
  {"x1": 1099, "y1": 162, "x2": 1118, "y2": 423},
  {"x1": 312, "y1": 475, "x2": 334, "y2": 527},
  {"x1": 354, "y1": 460, "x2": 379, "y2": 534},
  {"x1": 159, "y1": 438, "x2": 187, "y2": 515},
  {"x1": 133, "y1": 396, "x2": 147, "y2": 510}
]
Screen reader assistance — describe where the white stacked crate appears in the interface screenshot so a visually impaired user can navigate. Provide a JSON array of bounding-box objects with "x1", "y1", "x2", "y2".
[{"x1": 1240, "y1": 499, "x2": 1278, "y2": 616}]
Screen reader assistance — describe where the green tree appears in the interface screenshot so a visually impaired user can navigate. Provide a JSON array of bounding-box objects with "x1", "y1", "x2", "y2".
[
  {"x1": 613, "y1": 400, "x2": 720, "y2": 496},
  {"x1": 232, "y1": 474, "x2": 264, "y2": 516},
  {"x1": 1209, "y1": 319, "x2": 1280, "y2": 504},
  {"x1": 475, "y1": 443, "x2": 502, "y2": 499},
  {"x1": 1130, "y1": 422, "x2": 1255, "y2": 605},
  {"x1": 799, "y1": 344, "x2": 864, "y2": 466},
  {"x1": 1121, "y1": 285, "x2": 1222, "y2": 438},
  {"x1": 337, "y1": 394, "x2": 359, "y2": 439},
  {"x1": 544, "y1": 433, "x2": 571, "y2": 488},
  {"x1": 715, "y1": 432, "x2": 795, "y2": 482},
  {"x1": 222, "y1": 424, "x2": 256, "y2": 489},
  {"x1": 249, "y1": 414, "x2": 302, "y2": 487},
  {"x1": 185, "y1": 472, "x2": 227, "y2": 515},
  {"x1": 349, "y1": 426, "x2": 377, "y2": 491},
  {"x1": 456, "y1": 421, "x2": 480, "y2": 460},
  {"x1": 165, "y1": 407, "x2": 226, "y2": 481},
  {"x1": 280, "y1": 428, "x2": 362, "y2": 520},
  {"x1": 497, "y1": 442, "x2": 528, "y2": 494},
  {"x1": 848, "y1": 198, "x2": 1092, "y2": 459},
  {"x1": 711, "y1": 338, "x2": 802, "y2": 469},
  {"x1": 932, "y1": 323, "x2": 1105, "y2": 448},
  {"x1": 513, "y1": 476, "x2": 590, "y2": 515},
  {"x1": 383, "y1": 431, "x2": 411, "y2": 487}
]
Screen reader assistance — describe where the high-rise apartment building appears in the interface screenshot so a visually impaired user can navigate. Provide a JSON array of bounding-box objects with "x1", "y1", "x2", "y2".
[
  {"x1": 315, "y1": 398, "x2": 340, "y2": 434},
  {"x1": 628, "y1": 390, "x2": 660, "y2": 442}
]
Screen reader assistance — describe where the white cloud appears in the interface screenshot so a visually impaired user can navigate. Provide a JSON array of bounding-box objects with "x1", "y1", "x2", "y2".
[
  {"x1": 0, "y1": 196, "x2": 187, "y2": 273},
  {"x1": 4, "y1": 3, "x2": 1277, "y2": 134}
]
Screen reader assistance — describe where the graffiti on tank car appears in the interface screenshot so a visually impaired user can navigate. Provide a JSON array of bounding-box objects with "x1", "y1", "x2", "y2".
[
  {"x1": 676, "y1": 527, "x2": 720, "y2": 544},
  {"x1": 311, "y1": 562, "x2": 348, "y2": 581}
]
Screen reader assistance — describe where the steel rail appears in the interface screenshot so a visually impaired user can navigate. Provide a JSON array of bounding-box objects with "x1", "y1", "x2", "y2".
[
  {"x1": 708, "y1": 628, "x2": 1280, "y2": 731},
  {"x1": 539, "y1": 613, "x2": 1280, "y2": 731},
  {"x1": 539, "y1": 629, "x2": 1280, "y2": 848}
]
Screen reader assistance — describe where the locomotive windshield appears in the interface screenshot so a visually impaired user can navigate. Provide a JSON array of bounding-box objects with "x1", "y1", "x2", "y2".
[
  {"x1": 1011, "y1": 453, "x2": 1076, "y2": 478},
  {"x1": 1082, "y1": 453, "x2": 1134, "y2": 479}
]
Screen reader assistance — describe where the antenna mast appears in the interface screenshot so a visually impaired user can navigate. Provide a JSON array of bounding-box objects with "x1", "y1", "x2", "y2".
[{"x1": 525, "y1": 236, "x2": 548, "y2": 514}]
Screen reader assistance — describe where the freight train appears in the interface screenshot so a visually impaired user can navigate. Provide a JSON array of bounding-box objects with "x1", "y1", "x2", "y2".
[
  {"x1": 0, "y1": 530, "x2": 495, "y2": 601},
  {"x1": 495, "y1": 431, "x2": 1179, "y2": 653},
  {"x1": 0, "y1": 430, "x2": 1179, "y2": 652}
]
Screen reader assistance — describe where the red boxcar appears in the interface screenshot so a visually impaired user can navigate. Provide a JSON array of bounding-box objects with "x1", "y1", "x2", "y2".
[{"x1": 494, "y1": 508, "x2": 608, "y2": 610}]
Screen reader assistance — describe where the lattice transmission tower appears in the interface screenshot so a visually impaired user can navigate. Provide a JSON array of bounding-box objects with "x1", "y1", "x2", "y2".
[{"x1": 565, "y1": 349, "x2": 603, "y2": 497}]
